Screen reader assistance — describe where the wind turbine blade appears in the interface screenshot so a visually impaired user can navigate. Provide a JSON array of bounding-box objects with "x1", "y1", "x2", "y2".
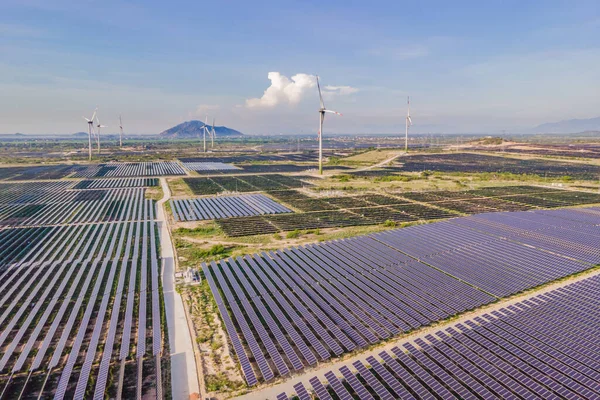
[
  {"x1": 324, "y1": 110, "x2": 342, "y2": 116},
  {"x1": 83, "y1": 117, "x2": 91, "y2": 122},
  {"x1": 407, "y1": 116, "x2": 412, "y2": 126},
  {"x1": 91, "y1": 108, "x2": 97, "y2": 122},
  {"x1": 316, "y1": 75, "x2": 325, "y2": 109},
  {"x1": 119, "y1": 114, "x2": 123, "y2": 128}
]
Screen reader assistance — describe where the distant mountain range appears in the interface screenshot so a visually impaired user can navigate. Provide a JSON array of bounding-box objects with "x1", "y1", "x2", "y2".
[
  {"x1": 534, "y1": 116, "x2": 600, "y2": 134},
  {"x1": 159, "y1": 120, "x2": 244, "y2": 138}
]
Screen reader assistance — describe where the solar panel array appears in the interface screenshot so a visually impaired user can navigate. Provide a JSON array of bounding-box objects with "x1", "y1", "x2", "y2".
[
  {"x1": 71, "y1": 161, "x2": 186, "y2": 177},
  {"x1": 0, "y1": 181, "x2": 164, "y2": 399},
  {"x1": 181, "y1": 161, "x2": 240, "y2": 172},
  {"x1": 204, "y1": 207, "x2": 600, "y2": 385},
  {"x1": 0, "y1": 187, "x2": 151, "y2": 227},
  {"x1": 73, "y1": 177, "x2": 158, "y2": 189},
  {"x1": 171, "y1": 193, "x2": 292, "y2": 221},
  {"x1": 277, "y1": 273, "x2": 600, "y2": 400}
]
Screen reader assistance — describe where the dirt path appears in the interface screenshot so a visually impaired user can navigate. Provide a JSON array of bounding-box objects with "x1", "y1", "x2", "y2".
[
  {"x1": 234, "y1": 266, "x2": 600, "y2": 400},
  {"x1": 158, "y1": 178, "x2": 202, "y2": 400},
  {"x1": 353, "y1": 152, "x2": 403, "y2": 172}
]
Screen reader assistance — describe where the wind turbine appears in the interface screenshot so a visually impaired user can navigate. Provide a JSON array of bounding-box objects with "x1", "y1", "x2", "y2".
[
  {"x1": 210, "y1": 117, "x2": 216, "y2": 148},
  {"x1": 203, "y1": 116, "x2": 210, "y2": 152},
  {"x1": 118, "y1": 115, "x2": 124, "y2": 148},
  {"x1": 83, "y1": 108, "x2": 97, "y2": 161},
  {"x1": 316, "y1": 75, "x2": 342, "y2": 175},
  {"x1": 405, "y1": 96, "x2": 412, "y2": 153},
  {"x1": 95, "y1": 115, "x2": 107, "y2": 155}
]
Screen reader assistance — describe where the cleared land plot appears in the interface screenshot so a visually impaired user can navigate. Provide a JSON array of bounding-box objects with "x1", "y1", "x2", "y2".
[
  {"x1": 0, "y1": 198, "x2": 164, "y2": 399},
  {"x1": 170, "y1": 194, "x2": 292, "y2": 221},
  {"x1": 205, "y1": 207, "x2": 600, "y2": 385},
  {"x1": 71, "y1": 161, "x2": 186, "y2": 178},
  {"x1": 276, "y1": 274, "x2": 600, "y2": 400},
  {"x1": 184, "y1": 174, "x2": 314, "y2": 195},
  {"x1": 397, "y1": 153, "x2": 600, "y2": 180}
]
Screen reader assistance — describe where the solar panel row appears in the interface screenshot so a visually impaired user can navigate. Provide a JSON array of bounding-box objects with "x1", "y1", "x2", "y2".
[
  {"x1": 0, "y1": 182, "x2": 163, "y2": 399},
  {"x1": 0, "y1": 187, "x2": 150, "y2": 227},
  {"x1": 71, "y1": 161, "x2": 186, "y2": 177},
  {"x1": 205, "y1": 207, "x2": 600, "y2": 385},
  {"x1": 181, "y1": 161, "x2": 240, "y2": 172},
  {"x1": 171, "y1": 193, "x2": 291, "y2": 221},
  {"x1": 277, "y1": 274, "x2": 600, "y2": 399}
]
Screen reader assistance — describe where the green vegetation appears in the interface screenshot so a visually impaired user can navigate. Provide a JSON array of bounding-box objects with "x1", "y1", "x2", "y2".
[
  {"x1": 286, "y1": 229, "x2": 302, "y2": 239},
  {"x1": 204, "y1": 373, "x2": 245, "y2": 393}
]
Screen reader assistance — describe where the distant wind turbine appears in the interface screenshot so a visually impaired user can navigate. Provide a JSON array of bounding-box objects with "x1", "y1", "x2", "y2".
[
  {"x1": 203, "y1": 116, "x2": 210, "y2": 152},
  {"x1": 83, "y1": 107, "x2": 97, "y2": 161},
  {"x1": 119, "y1": 115, "x2": 124, "y2": 148},
  {"x1": 316, "y1": 75, "x2": 342, "y2": 175},
  {"x1": 211, "y1": 117, "x2": 216, "y2": 148},
  {"x1": 95, "y1": 115, "x2": 107, "y2": 155},
  {"x1": 405, "y1": 96, "x2": 412, "y2": 153}
]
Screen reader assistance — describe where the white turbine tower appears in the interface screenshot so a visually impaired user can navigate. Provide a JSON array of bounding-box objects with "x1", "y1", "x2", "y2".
[
  {"x1": 405, "y1": 96, "x2": 412, "y2": 153},
  {"x1": 211, "y1": 117, "x2": 216, "y2": 148},
  {"x1": 203, "y1": 116, "x2": 210, "y2": 152},
  {"x1": 83, "y1": 108, "x2": 97, "y2": 161},
  {"x1": 316, "y1": 75, "x2": 342, "y2": 175},
  {"x1": 118, "y1": 115, "x2": 124, "y2": 148},
  {"x1": 95, "y1": 115, "x2": 107, "y2": 155}
]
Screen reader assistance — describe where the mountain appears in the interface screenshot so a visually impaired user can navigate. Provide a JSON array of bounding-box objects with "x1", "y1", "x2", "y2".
[
  {"x1": 159, "y1": 120, "x2": 244, "y2": 138},
  {"x1": 534, "y1": 117, "x2": 600, "y2": 134},
  {"x1": 72, "y1": 132, "x2": 88, "y2": 137}
]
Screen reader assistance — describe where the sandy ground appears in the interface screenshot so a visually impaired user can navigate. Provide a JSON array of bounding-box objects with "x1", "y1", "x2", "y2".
[
  {"x1": 234, "y1": 266, "x2": 600, "y2": 400},
  {"x1": 158, "y1": 177, "x2": 201, "y2": 399}
]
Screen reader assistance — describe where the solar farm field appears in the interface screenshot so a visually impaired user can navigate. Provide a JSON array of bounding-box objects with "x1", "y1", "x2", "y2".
[
  {"x1": 179, "y1": 152, "x2": 326, "y2": 163},
  {"x1": 397, "y1": 153, "x2": 600, "y2": 180},
  {"x1": 0, "y1": 165, "x2": 81, "y2": 181},
  {"x1": 274, "y1": 273, "x2": 600, "y2": 400},
  {"x1": 73, "y1": 177, "x2": 158, "y2": 189},
  {"x1": 214, "y1": 186, "x2": 600, "y2": 237},
  {"x1": 183, "y1": 174, "x2": 314, "y2": 195},
  {"x1": 71, "y1": 162, "x2": 186, "y2": 178},
  {"x1": 181, "y1": 161, "x2": 240, "y2": 173},
  {"x1": 170, "y1": 194, "x2": 292, "y2": 221},
  {"x1": 203, "y1": 207, "x2": 600, "y2": 386},
  {"x1": 0, "y1": 178, "x2": 166, "y2": 399}
]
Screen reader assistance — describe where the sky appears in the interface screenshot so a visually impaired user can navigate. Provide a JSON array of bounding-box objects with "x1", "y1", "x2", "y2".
[{"x1": 1, "y1": 0, "x2": 599, "y2": 135}]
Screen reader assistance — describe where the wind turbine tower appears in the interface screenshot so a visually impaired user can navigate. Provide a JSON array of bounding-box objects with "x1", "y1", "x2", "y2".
[
  {"x1": 316, "y1": 75, "x2": 342, "y2": 175},
  {"x1": 211, "y1": 118, "x2": 216, "y2": 148},
  {"x1": 203, "y1": 116, "x2": 209, "y2": 152},
  {"x1": 83, "y1": 108, "x2": 97, "y2": 161},
  {"x1": 405, "y1": 96, "x2": 412, "y2": 153},
  {"x1": 95, "y1": 115, "x2": 107, "y2": 155}
]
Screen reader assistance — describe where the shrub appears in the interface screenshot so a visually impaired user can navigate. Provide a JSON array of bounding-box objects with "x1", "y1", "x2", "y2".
[
  {"x1": 383, "y1": 219, "x2": 397, "y2": 227},
  {"x1": 286, "y1": 229, "x2": 301, "y2": 239}
]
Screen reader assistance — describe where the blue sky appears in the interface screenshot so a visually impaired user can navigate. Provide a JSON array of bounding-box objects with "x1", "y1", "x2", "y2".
[{"x1": 1, "y1": 0, "x2": 599, "y2": 135}]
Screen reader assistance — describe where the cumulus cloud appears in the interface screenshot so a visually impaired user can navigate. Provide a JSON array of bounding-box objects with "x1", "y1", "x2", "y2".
[{"x1": 246, "y1": 72, "x2": 357, "y2": 108}]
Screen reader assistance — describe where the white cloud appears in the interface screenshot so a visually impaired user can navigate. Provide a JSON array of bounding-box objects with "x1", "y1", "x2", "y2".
[
  {"x1": 324, "y1": 85, "x2": 359, "y2": 98},
  {"x1": 191, "y1": 104, "x2": 220, "y2": 118},
  {"x1": 245, "y1": 72, "x2": 358, "y2": 108}
]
